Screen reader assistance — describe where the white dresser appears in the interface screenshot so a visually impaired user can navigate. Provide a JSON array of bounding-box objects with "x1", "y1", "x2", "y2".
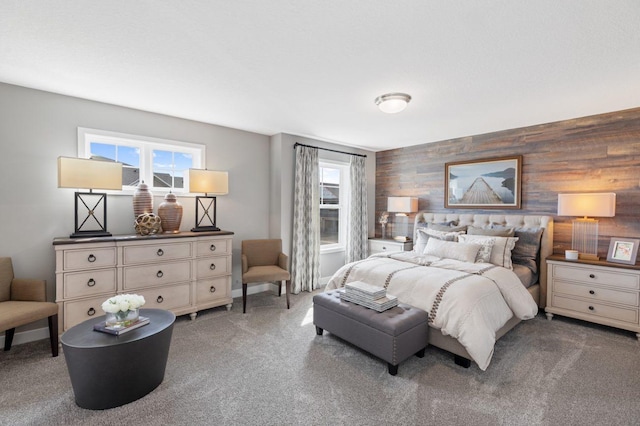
[
  {"x1": 54, "y1": 231, "x2": 233, "y2": 334},
  {"x1": 368, "y1": 238, "x2": 413, "y2": 255},
  {"x1": 546, "y1": 254, "x2": 640, "y2": 340}
]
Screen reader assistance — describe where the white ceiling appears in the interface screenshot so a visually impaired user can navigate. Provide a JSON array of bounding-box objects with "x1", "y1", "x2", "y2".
[{"x1": 1, "y1": 1, "x2": 639, "y2": 152}]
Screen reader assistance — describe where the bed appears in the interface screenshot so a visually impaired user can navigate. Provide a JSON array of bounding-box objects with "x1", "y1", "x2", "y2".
[{"x1": 325, "y1": 212, "x2": 554, "y2": 370}]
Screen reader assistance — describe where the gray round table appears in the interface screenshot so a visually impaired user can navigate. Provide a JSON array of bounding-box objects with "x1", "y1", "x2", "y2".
[{"x1": 61, "y1": 308, "x2": 175, "y2": 410}]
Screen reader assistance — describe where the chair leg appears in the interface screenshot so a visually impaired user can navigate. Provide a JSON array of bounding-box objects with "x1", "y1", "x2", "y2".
[
  {"x1": 242, "y1": 282, "x2": 248, "y2": 314},
  {"x1": 285, "y1": 280, "x2": 291, "y2": 309},
  {"x1": 4, "y1": 328, "x2": 15, "y2": 351},
  {"x1": 278, "y1": 281, "x2": 282, "y2": 297},
  {"x1": 48, "y1": 315, "x2": 59, "y2": 357}
]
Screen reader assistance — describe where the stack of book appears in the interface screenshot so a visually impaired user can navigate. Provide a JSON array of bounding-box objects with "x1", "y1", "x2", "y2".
[
  {"x1": 340, "y1": 281, "x2": 398, "y2": 312},
  {"x1": 93, "y1": 316, "x2": 150, "y2": 335}
]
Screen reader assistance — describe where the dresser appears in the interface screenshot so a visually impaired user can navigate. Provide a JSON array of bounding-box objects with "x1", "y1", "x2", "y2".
[
  {"x1": 545, "y1": 254, "x2": 640, "y2": 340},
  {"x1": 53, "y1": 231, "x2": 233, "y2": 334},
  {"x1": 368, "y1": 238, "x2": 413, "y2": 255}
]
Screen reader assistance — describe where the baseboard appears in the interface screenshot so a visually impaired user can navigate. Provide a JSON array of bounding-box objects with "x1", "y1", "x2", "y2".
[
  {"x1": 230, "y1": 282, "x2": 275, "y2": 298},
  {"x1": 0, "y1": 327, "x2": 50, "y2": 349}
]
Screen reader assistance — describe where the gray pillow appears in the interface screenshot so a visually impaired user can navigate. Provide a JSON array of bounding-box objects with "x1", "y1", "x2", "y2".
[
  {"x1": 428, "y1": 223, "x2": 468, "y2": 233},
  {"x1": 512, "y1": 227, "x2": 544, "y2": 275},
  {"x1": 468, "y1": 225, "x2": 515, "y2": 237}
]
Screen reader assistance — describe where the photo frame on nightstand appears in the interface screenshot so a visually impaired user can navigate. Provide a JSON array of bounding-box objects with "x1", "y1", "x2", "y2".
[{"x1": 606, "y1": 237, "x2": 640, "y2": 265}]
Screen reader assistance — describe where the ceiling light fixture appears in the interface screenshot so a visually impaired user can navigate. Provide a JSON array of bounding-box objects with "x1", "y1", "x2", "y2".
[{"x1": 375, "y1": 92, "x2": 412, "y2": 114}]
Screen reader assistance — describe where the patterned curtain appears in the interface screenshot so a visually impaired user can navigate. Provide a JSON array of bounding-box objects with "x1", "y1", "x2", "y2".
[
  {"x1": 291, "y1": 145, "x2": 320, "y2": 294},
  {"x1": 346, "y1": 155, "x2": 368, "y2": 263}
]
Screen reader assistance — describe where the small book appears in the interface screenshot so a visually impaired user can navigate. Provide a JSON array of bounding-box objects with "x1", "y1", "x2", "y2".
[
  {"x1": 340, "y1": 292, "x2": 398, "y2": 312},
  {"x1": 345, "y1": 281, "x2": 387, "y2": 299},
  {"x1": 93, "y1": 316, "x2": 150, "y2": 335}
]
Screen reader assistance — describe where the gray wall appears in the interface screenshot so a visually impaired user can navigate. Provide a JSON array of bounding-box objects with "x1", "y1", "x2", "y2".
[{"x1": 0, "y1": 82, "x2": 271, "y2": 331}]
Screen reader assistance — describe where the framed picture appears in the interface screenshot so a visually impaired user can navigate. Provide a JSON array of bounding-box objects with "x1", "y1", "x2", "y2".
[
  {"x1": 606, "y1": 238, "x2": 639, "y2": 265},
  {"x1": 445, "y1": 155, "x2": 522, "y2": 209}
]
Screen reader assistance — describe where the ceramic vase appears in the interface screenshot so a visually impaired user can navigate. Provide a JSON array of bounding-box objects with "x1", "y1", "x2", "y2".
[
  {"x1": 133, "y1": 181, "x2": 153, "y2": 218},
  {"x1": 158, "y1": 192, "x2": 183, "y2": 233}
]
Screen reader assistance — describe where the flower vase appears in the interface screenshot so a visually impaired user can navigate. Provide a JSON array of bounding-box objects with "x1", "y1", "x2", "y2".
[
  {"x1": 105, "y1": 309, "x2": 140, "y2": 329},
  {"x1": 381, "y1": 223, "x2": 387, "y2": 239}
]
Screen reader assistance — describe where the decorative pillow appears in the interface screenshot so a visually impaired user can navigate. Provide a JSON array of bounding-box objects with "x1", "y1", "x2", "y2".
[
  {"x1": 423, "y1": 238, "x2": 481, "y2": 263},
  {"x1": 512, "y1": 227, "x2": 544, "y2": 275},
  {"x1": 467, "y1": 225, "x2": 515, "y2": 237},
  {"x1": 413, "y1": 228, "x2": 465, "y2": 254},
  {"x1": 474, "y1": 237, "x2": 496, "y2": 263},
  {"x1": 428, "y1": 223, "x2": 467, "y2": 233},
  {"x1": 458, "y1": 235, "x2": 519, "y2": 269}
]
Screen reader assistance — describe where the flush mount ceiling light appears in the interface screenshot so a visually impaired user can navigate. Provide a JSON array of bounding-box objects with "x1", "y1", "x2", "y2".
[{"x1": 374, "y1": 92, "x2": 412, "y2": 114}]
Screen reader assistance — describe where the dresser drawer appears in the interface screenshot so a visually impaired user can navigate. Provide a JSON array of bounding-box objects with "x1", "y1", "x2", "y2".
[
  {"x1": 195, "y1": 256, "x2": 231, "y2": 279},
  {"x1": 553, "y1": 280, "x2": 639, "y2": 307},
  {"x1": 64, "y1": 295, "x2": 115, "y2": 331},
  {"x1": 122, "y1": 242, "x2": 192, "y2": 265},
  {"x1": 136, "y1": 283, "x2": 191, "y2": 311},
  {"x1": 196, "y1": 277, "x2": 230, "y2": 304},
  {"x1": 63, "y1": 269, "x2": 117, "y2": 299},
  {"x1": 552, "y1": 264, "x2": 639, "y2": 290},
  {"x1": 122, "y1": 260, "x2": 191, "y2": 290},
  {"x1": 63, "y1": 247, "x2": 116, "y2": 271},
  {"x1": 552, "y1": 295, "x2": 639, "y2": 324},
  {"x1": 196, "y1": 238, "x2": 232, "y2": 257}
]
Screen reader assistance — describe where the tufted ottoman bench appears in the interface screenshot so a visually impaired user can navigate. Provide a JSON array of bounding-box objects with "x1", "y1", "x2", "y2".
[{"x1": 313, "y1": 290, "x2": 429, "y2": 375}]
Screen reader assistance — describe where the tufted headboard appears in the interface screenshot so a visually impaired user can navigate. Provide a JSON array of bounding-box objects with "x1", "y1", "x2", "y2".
[{"x1": 413, "y1": 212, "x2": 554, "y2": 308}]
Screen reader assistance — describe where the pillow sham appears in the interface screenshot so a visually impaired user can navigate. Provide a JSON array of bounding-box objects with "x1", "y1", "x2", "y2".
[
  {"x1": 458, "y1": 234, "x2": 519, "y2": 269},
  {"x1": 413, "y1": 228, "x2": 465, "y2": 254},
  {"x1": 473, "y1": 237, "x2": 496, "y2": 263},
  {"x1": 428, "y1": 223, "x2": 468, "y2": 233},
  {"x1": 423, "y1": 238, "x2": 481, "y2": 263},
  {"x1": 467, "y1": 225, "x2": 515, "y2": 237},
  {"x1": 512, "y1": 227, "x2": 544, "y2": 275}
]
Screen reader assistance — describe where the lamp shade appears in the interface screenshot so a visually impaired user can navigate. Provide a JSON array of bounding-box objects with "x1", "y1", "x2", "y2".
[
  {"x1": 57, "y1": 157, "x2": 123, "y2": 190},
  {"x1": 557, "y1": 193, "x2": 616, "y2": 218},
  {"x1": 387, "y1": 197, "x2": 418, "y2": 213},
  {"x1": 189, "y1": 169, "x2": 229, "y2": 195}
]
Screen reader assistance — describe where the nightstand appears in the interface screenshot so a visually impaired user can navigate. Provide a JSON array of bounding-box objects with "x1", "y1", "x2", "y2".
[
  {"x1": 368, "y1": 238, "x2": 413, "y2": 255},
  {"x1": 545, "y1": 254, "x2": 640, "y2": 340}
]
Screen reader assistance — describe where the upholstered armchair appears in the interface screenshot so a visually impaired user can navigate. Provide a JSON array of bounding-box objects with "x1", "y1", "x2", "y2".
[
  {"x1": 241, "y1": 239, "x2": 291, "y2": 314},
  {"x1": 0, "y1": 257, "x2": 59, "y2": 356}
]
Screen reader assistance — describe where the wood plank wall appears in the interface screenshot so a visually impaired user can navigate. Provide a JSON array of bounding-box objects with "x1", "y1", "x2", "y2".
[{"x1": 376, "y1": 107, "x2": 640, "y2": 260}]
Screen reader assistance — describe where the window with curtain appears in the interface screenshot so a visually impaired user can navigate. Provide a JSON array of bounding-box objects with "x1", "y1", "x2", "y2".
[{"x1": 319, "y1": 161, "x2": 349, "y2": 251}]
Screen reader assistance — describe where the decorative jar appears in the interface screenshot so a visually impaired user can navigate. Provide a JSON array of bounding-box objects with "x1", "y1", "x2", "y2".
[
  {"x1": 133, "y1": 181, "x2": 153, "y2": 218},
  {"x1": 158, "y1": 192, "x2": 183, "y2": 233}
]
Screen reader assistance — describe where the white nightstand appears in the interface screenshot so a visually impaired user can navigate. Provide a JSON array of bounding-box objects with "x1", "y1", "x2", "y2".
[
  {"x1": 545, "y1": 254, "x2": 640, "y2": 340},
  {"x1": 368, "y1": 238, "x2": 413, "y2": 255}
]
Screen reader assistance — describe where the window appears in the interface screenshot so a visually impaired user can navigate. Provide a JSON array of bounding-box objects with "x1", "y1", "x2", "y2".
[
  {"x1": 319, "y1": 161, "x2": 349, "y2": 251},
  {"x1": 78, "y1": 128, "x2": 204, "y2": 193}
]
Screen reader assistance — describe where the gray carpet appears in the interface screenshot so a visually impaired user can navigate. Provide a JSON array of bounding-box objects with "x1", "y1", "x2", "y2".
[{"x1": 1, "y1": 289, "x2": 639, "y2": 426}]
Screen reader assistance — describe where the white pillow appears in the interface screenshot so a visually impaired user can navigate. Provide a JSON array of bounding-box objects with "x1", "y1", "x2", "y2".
[
  {"x1": 413, "y1": 228, "x2": 465, "y2": 254},
  {"x1": 458, "y1": 235, "x2": 519, "y2": 269},
  {"x1": 474, "y1": 237, "x2": 496, "y2": 263},
  {"x1": 423, "y1": 238, "x2": 481, "y2": 264}
]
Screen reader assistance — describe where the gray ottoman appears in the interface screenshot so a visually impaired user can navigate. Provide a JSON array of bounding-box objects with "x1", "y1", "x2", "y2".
[{"x1": 313, "y1": 290, "x2": 428, "y2": 375}]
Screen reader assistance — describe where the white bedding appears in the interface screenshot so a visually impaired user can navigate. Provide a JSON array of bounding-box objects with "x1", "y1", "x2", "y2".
[{"x1": 325, "y1": 251, "x2": 539, "y2": 370}]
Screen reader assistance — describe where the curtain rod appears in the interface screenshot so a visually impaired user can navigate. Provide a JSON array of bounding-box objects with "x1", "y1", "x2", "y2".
[{"x1": 293, "y1": 142, "x2": 367, "y2": 158}]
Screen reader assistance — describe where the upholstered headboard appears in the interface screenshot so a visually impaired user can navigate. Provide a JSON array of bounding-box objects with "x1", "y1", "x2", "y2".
[{"x1": 413, "y1": 212, "x2": 554, "y2": 308}]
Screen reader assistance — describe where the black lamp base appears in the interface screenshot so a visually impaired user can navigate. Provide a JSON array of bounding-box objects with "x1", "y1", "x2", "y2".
[
  {"x1": 70, "y1": 230, "x2": 113, "y2": 238},
  {"x1": 191, "y1": 226, "x2": 220, "y2": 233}
]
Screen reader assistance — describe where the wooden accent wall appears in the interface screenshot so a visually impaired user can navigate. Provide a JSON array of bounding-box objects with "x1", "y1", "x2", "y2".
[{"x1": 376, "y1": 107, "x2": 640, "y2": 260}]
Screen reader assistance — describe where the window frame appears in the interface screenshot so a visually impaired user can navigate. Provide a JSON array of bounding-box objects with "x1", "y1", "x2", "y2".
[
  {"x1": 319, "y1": 159, "x2": 349, "y2": 253},
  {"x1": 77, "y1": 127, "x2": 205, "y2": 195}
]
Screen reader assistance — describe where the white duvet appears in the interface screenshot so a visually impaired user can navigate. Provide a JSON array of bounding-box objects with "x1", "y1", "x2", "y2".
[{"x1": 325, "y1": 251, "x2": 539, "y2": 370}]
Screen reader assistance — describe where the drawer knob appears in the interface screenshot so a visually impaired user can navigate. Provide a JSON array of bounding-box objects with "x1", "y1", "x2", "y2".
[
  {"x1": 210, "y1": 263, "x2": 216, "y2": 270},
  {"x1": 87, "y1": 254, "x2": 96, "y2": 263},
  {"x1": 382, "y1": 246, "x2": 387, "y2": 250},
  {"x1": 157, "y1": 270, "x2": 164, "y2": 278},
  {"x1": 210, "y1": 286, "x2": 216, "y2": 293},
  {"x1": 589, "y1": 290, "x2": 595, "y2": 295},
  {"x1": 588, "y1": 306, "x2": 595, "y2": 311},
  {"x1": 589, "y1": 274, "x2": 595, "y2": 279},
  {"x1": 157, "y1": 295, "x2": 164, "y2": 303},
  {"x1": 87, "y1": 307, "x2": 96, "y2": 316},
  {"x1": 87, "y1": 278, "x2": 96, "y2": 287},
  {"x1": 210, "y1": 244, "x2": 216, "y2": 252},
  {"x1": 157, "y1": 248, "x2": 164, "y2": 256}
]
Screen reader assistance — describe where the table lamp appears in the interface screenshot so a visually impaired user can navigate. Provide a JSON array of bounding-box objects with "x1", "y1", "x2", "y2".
[
  {"x1": 57, "y1": 157, "x2": 123, "y2": 238},
  {"x1": 557, "y1": 192, "x2": 616, "y2": 260},
  {"x1": 387, "y1": 196, "x2": 418, "y2": 241},
  {"x1": 189, "y1": 169, "x2": 229, "y2": 232}
]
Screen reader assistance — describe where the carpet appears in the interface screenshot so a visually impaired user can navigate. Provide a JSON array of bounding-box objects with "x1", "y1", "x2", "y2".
[{"x1": 1, "y1": 289, "x2": 639, "y2": 425}]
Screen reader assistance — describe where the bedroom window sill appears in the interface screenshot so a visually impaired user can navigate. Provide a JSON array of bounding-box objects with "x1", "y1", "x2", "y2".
[{"x1": 320, "y1": 246, "x2": 345, "y2": 255}]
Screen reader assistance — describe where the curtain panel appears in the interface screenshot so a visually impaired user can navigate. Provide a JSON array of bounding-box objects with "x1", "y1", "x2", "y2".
[
  {"x1": 346, "y1": 155, "x2": 368, "y2": 263},
  {"x1": 291, "y1": 145, "x2": 320, "y2": 293}
]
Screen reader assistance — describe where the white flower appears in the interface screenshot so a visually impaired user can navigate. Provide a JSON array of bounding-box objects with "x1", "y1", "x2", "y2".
[{"x1": 101, "y1": 294, "x2": 146, "y2": 314}]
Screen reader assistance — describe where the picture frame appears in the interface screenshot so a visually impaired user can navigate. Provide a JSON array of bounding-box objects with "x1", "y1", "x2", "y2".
[
  {"x1": 445, "y1": 155, "x2": 522, "y2": 209},
  {"x1": 606, "y1": 237, "x2": 639, "y2": 265}
]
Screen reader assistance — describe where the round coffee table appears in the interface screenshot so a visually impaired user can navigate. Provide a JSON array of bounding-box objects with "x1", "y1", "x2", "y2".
[{"x1": 61, "y1": 308, "x2": 175, "y2": 410}]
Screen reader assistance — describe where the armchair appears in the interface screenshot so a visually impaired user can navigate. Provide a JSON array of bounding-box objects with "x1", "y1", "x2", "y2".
[
  {"x1": 241, "y1": 239, "x2": 291, "y2": 314},
  {"x1": 0, "y1": 257, "x2": 59, "y2": 356}
]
